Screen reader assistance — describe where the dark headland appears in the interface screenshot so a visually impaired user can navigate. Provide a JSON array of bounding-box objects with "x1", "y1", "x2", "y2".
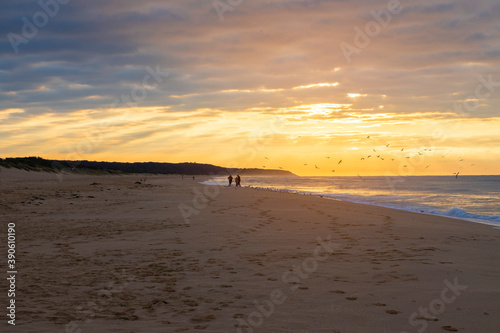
[{"x1": 0, "y1": 157, "x2": 296, "y2": 176}]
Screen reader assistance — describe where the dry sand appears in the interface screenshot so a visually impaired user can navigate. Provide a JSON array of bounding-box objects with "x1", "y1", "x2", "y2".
[{"x1": 1, "y1": 167, "x2": 499, "y2": 333}]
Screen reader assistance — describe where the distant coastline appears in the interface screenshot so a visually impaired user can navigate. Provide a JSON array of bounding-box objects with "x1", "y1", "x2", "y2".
[{"x1": 0, "y1": 156, "x2": 296, "y2": 177}]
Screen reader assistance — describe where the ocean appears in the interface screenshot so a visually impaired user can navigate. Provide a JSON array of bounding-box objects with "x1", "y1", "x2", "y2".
[{"x1": 202, "y1": 175, "x2": 500, "y2": 228}]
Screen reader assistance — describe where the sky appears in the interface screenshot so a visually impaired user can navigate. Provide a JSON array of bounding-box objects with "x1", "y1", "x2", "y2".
[{"x1": 1, "y1": 0, "x2": 500, "y2": 176}]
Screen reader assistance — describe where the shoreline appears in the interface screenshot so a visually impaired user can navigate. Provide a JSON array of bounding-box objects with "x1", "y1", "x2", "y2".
[
  {"x1": 244, "y1": 185, "x2": 500, "y2": 229},
  {"x1": 200, "y1": 175, "x2": 500, "y2": 229},
  {"x1": 1, "y1": 168, "x2": 499, "y2": 332}
]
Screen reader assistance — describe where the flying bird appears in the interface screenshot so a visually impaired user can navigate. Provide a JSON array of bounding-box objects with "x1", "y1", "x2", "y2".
[
  {"x1": 315, "y1": 165, "x2": 319, "y2": 169},
  {"x1": 331, "y1": 170, "x2": 335, "y2": 173},
  {"x1": 264, "y1": 157, "x2": 269, "y2": 160},
  {"x1": 367, "y1": 155, "x2": 371, "y2": 158},
  {"x1": 361, "y1": 158, "x2": 365, "y2": 160},
  {"x1": 338, "y1": 160, "x2": 342, "y2": 164},
  {"x1": 401, "y1": 148, "x2": 404, "y2": 151},
  {"x1": 386, "y1": 144, "x2": 390, "y2": 147},
  {"x1": 426, "y1": 165, "x2": 430, "y2": 169},
  {"x1": 454, "y1": 172, "x2": 460, "y2": 178},
  {"x1": 373, "y1": 148, "x2": 376, "y2": 152}
]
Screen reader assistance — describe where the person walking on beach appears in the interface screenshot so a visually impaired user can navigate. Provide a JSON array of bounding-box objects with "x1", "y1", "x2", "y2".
[
  {"x1": 235, "y1": 175, "x2": 241, "y2": 187},
  {"x1": 227, "y1": 175, "x2": 233, "y2": 186}
]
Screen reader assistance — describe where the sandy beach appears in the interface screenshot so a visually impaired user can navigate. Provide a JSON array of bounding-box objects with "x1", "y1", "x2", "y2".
[{"x1": 1, "y1": 168, "x2": 499, "y2": 333}]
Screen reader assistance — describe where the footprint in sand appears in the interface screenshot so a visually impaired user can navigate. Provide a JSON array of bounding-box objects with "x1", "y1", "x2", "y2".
[
  {"x1": 385, "y1": 310, "x2": 401, "y2": 315},
  {"x1": 372, "y1": 303, "x2": 386, "y2": 307},
  {"x1": 191, "y1": 314, "x2": 216, "y2": 324},
  {"x1": 329, "y1": 290, "x2": 345, "y2": 294}
]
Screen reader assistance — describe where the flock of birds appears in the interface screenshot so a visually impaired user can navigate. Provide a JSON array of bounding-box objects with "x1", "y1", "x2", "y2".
[{"x1": 261, "y1": 136, "x2": 471, "y2": 178}]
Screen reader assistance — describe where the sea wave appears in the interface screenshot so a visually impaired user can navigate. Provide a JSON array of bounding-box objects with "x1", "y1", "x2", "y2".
[{"x1": 440, "y1": 207, "x2": 500, "y2": 223}]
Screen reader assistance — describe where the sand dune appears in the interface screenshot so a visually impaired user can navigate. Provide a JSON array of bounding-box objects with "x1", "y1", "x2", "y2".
[{"x1": 1, "y1": 167, "x2": 499, "y2": 332}]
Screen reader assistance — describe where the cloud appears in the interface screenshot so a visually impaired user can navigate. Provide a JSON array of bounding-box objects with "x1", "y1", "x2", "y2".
[{"x1": 1, "y1": 0, "x2": 499, "y2": 172}]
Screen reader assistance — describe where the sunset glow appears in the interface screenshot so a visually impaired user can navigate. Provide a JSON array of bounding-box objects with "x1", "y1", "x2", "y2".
[{"x1": 2, "y1": 0, "x2": 499, "y2": 176}]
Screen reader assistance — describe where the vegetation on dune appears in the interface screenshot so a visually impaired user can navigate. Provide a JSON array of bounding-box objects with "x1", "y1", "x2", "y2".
[{"x1": 0, "y1": 157, "x2": 296, "y2": 176}]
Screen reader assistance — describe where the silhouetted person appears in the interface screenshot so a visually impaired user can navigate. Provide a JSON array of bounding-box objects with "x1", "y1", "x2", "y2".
[
  {"x1": 235, "y1": 175, "x2": 241, "y2": 187},
  {"x1": 227, "y1": 175, "x2": 233, "y2": 186}
]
